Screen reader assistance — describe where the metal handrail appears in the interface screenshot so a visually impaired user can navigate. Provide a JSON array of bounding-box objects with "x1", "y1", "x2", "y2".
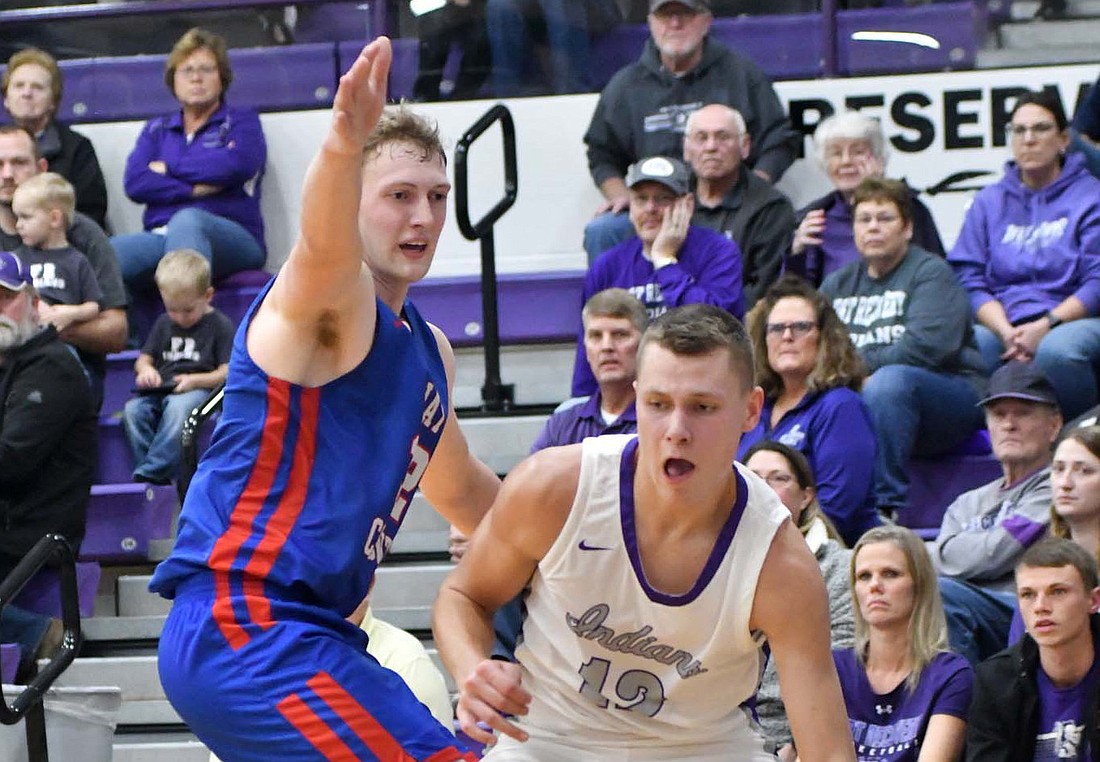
[
  {"x1": 453, "y1": 104, "x2": 519, "y2": 412},
  {"x1": 0, "y1": 534, "x2": 82, "y2": 727}
]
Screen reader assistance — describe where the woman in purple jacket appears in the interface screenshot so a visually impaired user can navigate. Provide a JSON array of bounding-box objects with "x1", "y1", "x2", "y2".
[
  {"x1": 949, "y1": 90, "x2": 1100, "y2": 420},
  {"x1": 112, "y1": 28, "x2": 266, "y2": 294},
  {"x1": 739, "y1": 273, "x2": 880, "y2": 546}
]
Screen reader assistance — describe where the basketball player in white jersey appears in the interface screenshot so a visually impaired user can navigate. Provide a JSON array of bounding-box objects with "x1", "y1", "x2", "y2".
[{"x1": 433, "y1": 304, "x2": 856, "y2": 762}]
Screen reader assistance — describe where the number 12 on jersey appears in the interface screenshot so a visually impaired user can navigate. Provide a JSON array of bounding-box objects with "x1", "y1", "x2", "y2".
[{"x1": 578, "y1": 657, "x2": 666, "y2": 717}]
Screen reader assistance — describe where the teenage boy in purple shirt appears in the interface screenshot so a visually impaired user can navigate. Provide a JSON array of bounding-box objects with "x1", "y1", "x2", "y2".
[{"x1": 967, "y1": 538, "x2": 1100, "y2": 762}]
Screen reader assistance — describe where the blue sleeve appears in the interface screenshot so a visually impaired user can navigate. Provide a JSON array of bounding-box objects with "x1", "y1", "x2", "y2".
[
  {"x1": 929, "y1": 657, "x2": 974, "y2": 721},
  {"x1": 123, "y1": 119, "x2": 194, "y2": 205},
  {"x1": 168, "y1": 109, "x2": 267, "y2": 188},
  {"x1": 807, "y1": 394, "x2": 878, "y2": 545},
  {"x1": 948, "y1": 196, "x2": 997, "y2": 316},
  {"x1": 653, "y1": 229, "x2": 744, "y2": 319}
]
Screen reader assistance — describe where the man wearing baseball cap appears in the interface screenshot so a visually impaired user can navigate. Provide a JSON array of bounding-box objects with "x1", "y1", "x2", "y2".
[
  {"x1": 571, "y1": 155, "x2": 743, "y2": 396},
  {"x1": 581, "y1": 0, "x2": 798, "y2": 263},
  {"x1": 933, "y1": 360, "x2": 1064, "y2": 664},
  {"x1": 0, "y1": 250, "x2": 96, "y2": 674}
]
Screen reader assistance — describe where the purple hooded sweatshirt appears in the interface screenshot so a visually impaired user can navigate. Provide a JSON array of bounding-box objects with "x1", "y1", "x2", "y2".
[{"x1": 948, "y1": 152, "x2": 1100, "y2": 323}]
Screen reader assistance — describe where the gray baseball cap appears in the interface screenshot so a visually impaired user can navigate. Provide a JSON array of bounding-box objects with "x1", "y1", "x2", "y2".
[{"x1": 625, "y1": 156, "x2": 691, "y2": 196}]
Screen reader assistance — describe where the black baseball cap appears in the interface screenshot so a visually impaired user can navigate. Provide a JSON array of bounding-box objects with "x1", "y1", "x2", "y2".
[{"x1": 978, "y1": 361, "x2": 1059, "y2": 408}]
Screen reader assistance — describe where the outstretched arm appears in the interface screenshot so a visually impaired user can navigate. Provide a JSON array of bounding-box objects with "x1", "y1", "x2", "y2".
[
  {"x1": 432, "y1": 446, "x2": 580, "y2": 746},
  {"x1": 247, "y1": 37, "x2": 392, "y2": 385},
  {"x1": 418, "y1": 325, "x2": 501, "y2": 536},
  {"x1": 751, "y1": 521, "x2": 856, "y2": 762}
]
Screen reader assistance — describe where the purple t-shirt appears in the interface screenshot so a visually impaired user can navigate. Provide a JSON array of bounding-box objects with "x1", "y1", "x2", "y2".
[
  {"x1": 1033, "y1": 656, "x2": 1100, "y2": 761},
  {"x1": 834, "y1": 649, "x2": 973, "y2": 762}
]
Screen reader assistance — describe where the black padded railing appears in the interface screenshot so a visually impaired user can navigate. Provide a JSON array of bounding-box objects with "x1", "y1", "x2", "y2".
[
  {"x1": 453, "y1": 104, "x2": 519, "y2": 412},
  {"x1": 178, "y1": 385, "x2": 225, "y2": 504},
  {"x1": 0, "y1": 534, "x2": 83, "y2": 761}
]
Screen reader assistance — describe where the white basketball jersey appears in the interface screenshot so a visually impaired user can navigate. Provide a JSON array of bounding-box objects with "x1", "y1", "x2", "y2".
[{"x1": 512, "y1": 434, "x2": 789, "y2": 750}]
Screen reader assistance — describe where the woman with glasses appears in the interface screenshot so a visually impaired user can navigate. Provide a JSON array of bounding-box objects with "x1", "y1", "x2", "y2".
[
  {"x1": 741, "y1": 273, "x2": 880, "y2": 545},
  {"x1": 949, "y1": 90, "x2": 1100, "y2": 420},
  {"x1": 112, "y1": 28, "x2": 267, "y2": 298},
  {"x1": 834, "y1": 525, "x2": 972, "y2": 762},
  {"x1": 743, "y1": 441, "x2": 854, "y2": 760},
  {"x1": 785, "y1": 110, "x2": 944, "y2": 287}
]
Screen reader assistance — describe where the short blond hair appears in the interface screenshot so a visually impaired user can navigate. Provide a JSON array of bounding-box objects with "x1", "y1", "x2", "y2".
[
  {"x1": 13, "y1": 172, "x2": 75, "y2": 228},
  {"x1": 155, "y1": 249, "x2": 211, "y2": 296},
  {"x1": 364, "y1": 104, "x2": 446, "y2": 167}
]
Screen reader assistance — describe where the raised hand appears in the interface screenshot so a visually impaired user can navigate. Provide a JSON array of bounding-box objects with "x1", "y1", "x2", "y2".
[
  {"x1": 792, "y1": 209, "x2": 826, "y2": 255},
  {"x1": 325, "y1": 36, "x2": 393, "y2": 157},
  {"x1": 652, "y1": 194, "x2": 693, "y2": 262}
]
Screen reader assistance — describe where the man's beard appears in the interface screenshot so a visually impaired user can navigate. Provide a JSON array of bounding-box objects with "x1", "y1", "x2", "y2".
[{"x1": 0, "y1": 311, "x2": 39, "y2": 353}]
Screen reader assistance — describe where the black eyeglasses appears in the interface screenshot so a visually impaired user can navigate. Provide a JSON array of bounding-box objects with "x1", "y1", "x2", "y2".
[
  {"x1": 1005, "y1": 122, "x2": 1057, "y2": 139},
  {"x1": 765, "y1": 320, "x2": 817, "y2": 338}
]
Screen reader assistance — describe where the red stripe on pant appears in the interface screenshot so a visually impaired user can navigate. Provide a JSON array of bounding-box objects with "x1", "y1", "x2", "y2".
[{"x1": 276, "y1": 691, "x2": 361, "y2": 761}]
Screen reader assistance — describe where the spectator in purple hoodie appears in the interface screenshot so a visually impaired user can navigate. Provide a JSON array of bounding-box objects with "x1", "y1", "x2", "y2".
[
  {"x1": 949, "y1": 91, "x2": 1100, "y2": 421},
  {"x1": 112, "y1": 28, "x2": 267, "y2": 295},
  {"x1": 739, "y1": 273, "x2": 879, "y2": 546}
]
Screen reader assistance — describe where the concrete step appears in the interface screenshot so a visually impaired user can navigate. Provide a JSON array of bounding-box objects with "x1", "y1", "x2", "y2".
[
  {"x1": 460, "y1": 414, "x2": 544, "y2": 475},
  {"x1": 47, "y1": 655, "x2": 164, "y2": 702},
  {"x1": 998, "y1": 16, "x2": 1100, "y2": 46},
  {"x1": 84, "y1": 614, "x2": 166, "y2": 643},
  {"x1": 114, "y1": 735, "x2": 209, "y2": 762},
  {"x1": 117, "y1": 698, "x2": 184, "y2": 727},
  {"x1": 977, "y1": 44, "x2": 1100, "y2": 66},
  {"x1": 1010, "y1": 0, "x2": 1100, "y2": 19},
  {"x1": 118, "y1": 562, "x2": 453, "y2": 627}
]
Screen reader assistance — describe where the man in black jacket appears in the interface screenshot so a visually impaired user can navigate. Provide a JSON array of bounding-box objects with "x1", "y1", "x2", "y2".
[
  {"x1": 683, "y1": 103, "x2": 795, "y2": 311},
  {"x1": 0, "y1": 250, "x2": 96, "y2": 667},
  {"x1": 967, "y1": 538, "x2": 1100, "y2": 761},
  {"x1": 2, "y1": 47, "x2": 109, "y2": 230}
]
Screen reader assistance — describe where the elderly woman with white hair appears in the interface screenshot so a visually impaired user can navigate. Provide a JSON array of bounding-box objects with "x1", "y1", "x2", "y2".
[{"x1": 786, "y1": 110, "x2": 944, "y2": 287}]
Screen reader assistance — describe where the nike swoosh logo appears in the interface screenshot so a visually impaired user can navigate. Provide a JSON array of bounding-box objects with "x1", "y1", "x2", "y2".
[{"x1": 578, "y1": 540, "x2": 613, "y2": 551}]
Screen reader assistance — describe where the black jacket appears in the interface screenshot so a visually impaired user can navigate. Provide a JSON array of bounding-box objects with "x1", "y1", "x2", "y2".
[
  {"x1": 0, "y1": 326, "x2": 96, "y2": 564},
  {"x1": 691, "y1": 168, "x2": 796, "y2": 310},
  {"x1": 966, "y1": 614, "x2": 1100, "y2": 762},
  {"x1": 39, "y1": 120, "x2": 109, "y2": 231}
]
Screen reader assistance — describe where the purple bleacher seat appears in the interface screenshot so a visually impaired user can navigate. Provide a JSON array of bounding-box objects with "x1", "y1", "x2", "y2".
[
  {"x1": 590, "y1": 15, "x2": 823, "y2": 90},
  {"x1": 96, "y1": 417, "x2": 133, "y2": 485},
  {"x1": 49, "y1": 44, "x2": 338, "y2": 124},
  {"x1": 408, "y1": 271, "x2": 585, "y2": 349},
  {"x1": 293, "y1": 2, "x2": 375, "y2": 43},
  {"x1": 837, "y1": 1, "x2": 985, "y2": 76},
  {"x1": 708, "y1": 15, "x2": 824, "y2": 81},
  {"x1": 82, "y1": 484, "x2": 176, "y2": 563},
  {"x1": 82, "y1": 55, "x2": 177, "y2": 123},
  {"x1": 901, "y1": 429, "x2": 1001, "y2": 541},
  {"x1": 12, "y1": 563, "x2": 100, "y2": 619},
  {"x1": 0, "y1": 643, "x2": 18, "y2": 684},
  {"x1": 226, "y1": 43, "x2": 337, "y2": 111},
  {"x1": 103, "y1": 350, "x2": 139, "y2": 420}
]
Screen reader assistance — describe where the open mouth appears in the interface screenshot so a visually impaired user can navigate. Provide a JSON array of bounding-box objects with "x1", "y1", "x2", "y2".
[
  {"x1": 399, "y1": 242, "x2": 429, "y2": 256},
  {"x1": 664, "y1": 457, "x2": 695, "y2": 479}
]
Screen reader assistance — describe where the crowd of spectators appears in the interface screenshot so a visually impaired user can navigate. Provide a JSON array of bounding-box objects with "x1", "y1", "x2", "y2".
[{"x1": 2, "y1": 1, "x2": 1100, "y2": 755}]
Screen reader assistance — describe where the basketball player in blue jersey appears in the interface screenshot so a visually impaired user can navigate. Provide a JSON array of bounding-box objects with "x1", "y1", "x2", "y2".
[
  {"x1": 148, "y1": 37, "x2": 500, "y2": 761},
  {"x1": 434, "y1": 304, "x2": 856, "y2": 762}
]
